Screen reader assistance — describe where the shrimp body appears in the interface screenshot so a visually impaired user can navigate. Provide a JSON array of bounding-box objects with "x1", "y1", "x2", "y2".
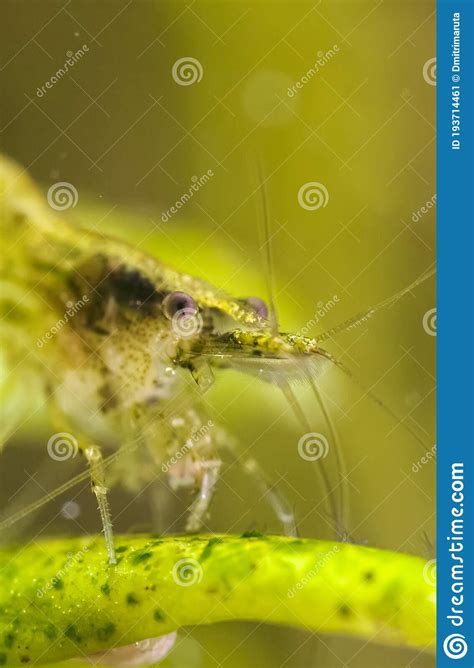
[
  {"x1": 0, "y1": 154, "x2": 435, "y2": 561},
  {"x1": 2, "y1": 155, "x2": 338, "y2": 557}
]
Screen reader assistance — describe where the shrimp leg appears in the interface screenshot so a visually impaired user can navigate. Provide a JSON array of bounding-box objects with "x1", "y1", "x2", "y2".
[
  {"x1": 185, "y1": 457, "x2": 222, "y2": 532},
  {"x1": 241, "y1": 457, "x2": 297, "y2": 537},
  {"x1": 82, "y1": 443, "x2": 116, "y2": 565}
]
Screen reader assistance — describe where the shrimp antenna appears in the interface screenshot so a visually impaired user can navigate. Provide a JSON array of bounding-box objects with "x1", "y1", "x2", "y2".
[
  {"x1": 306, "y1": 374, "x2": 350, "y2": 533},
  {"x1": 317, "y1": 347, "x2": 432, "y2": 452},
  {"x1": 254, "y1": 155, "x2": 348, "y2": 539},
  {"x1": 279, "y1": 379, "x2": 346, "y2": 539},
  {"x1": 314, "y1": 266, "x2": 436, "y2": 343},
  {"x1": 255, "y1": 156, "x2": 279, "y2": 336},
  {"x1": 312, "y1": 266, "x2": 436, "y2": 452}
]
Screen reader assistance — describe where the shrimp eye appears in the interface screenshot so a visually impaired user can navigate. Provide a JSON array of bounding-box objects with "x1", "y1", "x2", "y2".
[
  {"x1": 162, "y1": 291, "x2": 197, "y2": 319},
  {"x1": 245, "y1": 296, "x2": 268, "y2": 319}
]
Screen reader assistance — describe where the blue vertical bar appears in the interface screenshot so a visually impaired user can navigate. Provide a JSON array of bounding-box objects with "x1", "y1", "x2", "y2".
[{"x1": 437, "y1": 0, "x2": 474, "y2": 665}]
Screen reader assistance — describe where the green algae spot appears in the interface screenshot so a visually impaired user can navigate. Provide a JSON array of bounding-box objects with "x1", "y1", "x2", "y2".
[
  {"x1": 153, "y1": 609, "x2": 165, "y2": 622},
  {"x1": 126, "y1": 593, "x2": 139, "y2": 606},
  {"x1": 240, "y1": 531, "x2": 265, "y2": 539},
  {"x1": 96, "y1": 623, "x2": 116, "y2": 642},
  {"x1": 338, "y1": 604, "x2": 352, "y2": 617},
  {"x1": 131, "y1": 551, "x2": 152, "y2": 565},
  {"x1": 115, "y1": 546, "x2": 128, "y2": 554},
  {"x1": 200, "y1": 538, "x2": 223, "y2": 562},
  {"x1": 100, "y1": 583, "x2": 110, "y2": 596},
  {"x1": 3, "y1": 634, "x2": 14, "y2": 649},
  {"x1": 0, "y1": 653, "x2": 7, "y2": 665},
  {"x1": 64, "y1": 625, "x2": 82, "y2": 643},
  {"x1": 43, "y1": 625, "x2": 57, "y2": 641},
  {"x1": 52, "y1": 579, "x2": 63, "y2": 590}
]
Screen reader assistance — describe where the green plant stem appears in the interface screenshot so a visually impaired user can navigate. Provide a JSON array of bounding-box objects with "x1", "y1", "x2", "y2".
[{"x1": 0, "y1": 534, "x2": 435, "y2": 665}]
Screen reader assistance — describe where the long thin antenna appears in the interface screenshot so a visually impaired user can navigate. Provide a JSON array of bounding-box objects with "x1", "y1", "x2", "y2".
[
  {"x1": 314, "y1": 266, "x2": 436, "y2": 343},
  {"x1": 307, "y1": 375, "x2": 349, "y2": 534},
  {"x1": 253, "y1": 155, "x2": 348, "y2": 539},
  {"x1": 255, "y1": 156, "x2": 279, "y2": 336},
  {"x1": 279, "y1": 379, "x2": 348, "y2": 538},
  {"x1": 316, "y1": 347, "x2": 432, "y2": 452}
]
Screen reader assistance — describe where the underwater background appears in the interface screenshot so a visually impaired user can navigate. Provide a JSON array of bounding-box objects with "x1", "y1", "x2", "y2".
[{"x1": 1, "y1": 1, "x2": 435, "y2": 666}]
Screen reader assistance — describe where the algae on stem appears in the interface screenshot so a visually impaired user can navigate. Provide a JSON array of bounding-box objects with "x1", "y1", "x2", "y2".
[{"x1": 0, "y1": 533, "x2": 435, "y2": 665}]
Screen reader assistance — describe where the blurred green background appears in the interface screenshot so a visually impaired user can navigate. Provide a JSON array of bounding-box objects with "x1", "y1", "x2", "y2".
[{"x1": 1, "y1": 1, "x2": 435, "y2": 666}]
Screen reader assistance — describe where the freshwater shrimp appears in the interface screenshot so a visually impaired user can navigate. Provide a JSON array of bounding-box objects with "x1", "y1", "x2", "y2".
[{"x1": 0, "y1": 154, "x2": 434, "y2": 564}]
